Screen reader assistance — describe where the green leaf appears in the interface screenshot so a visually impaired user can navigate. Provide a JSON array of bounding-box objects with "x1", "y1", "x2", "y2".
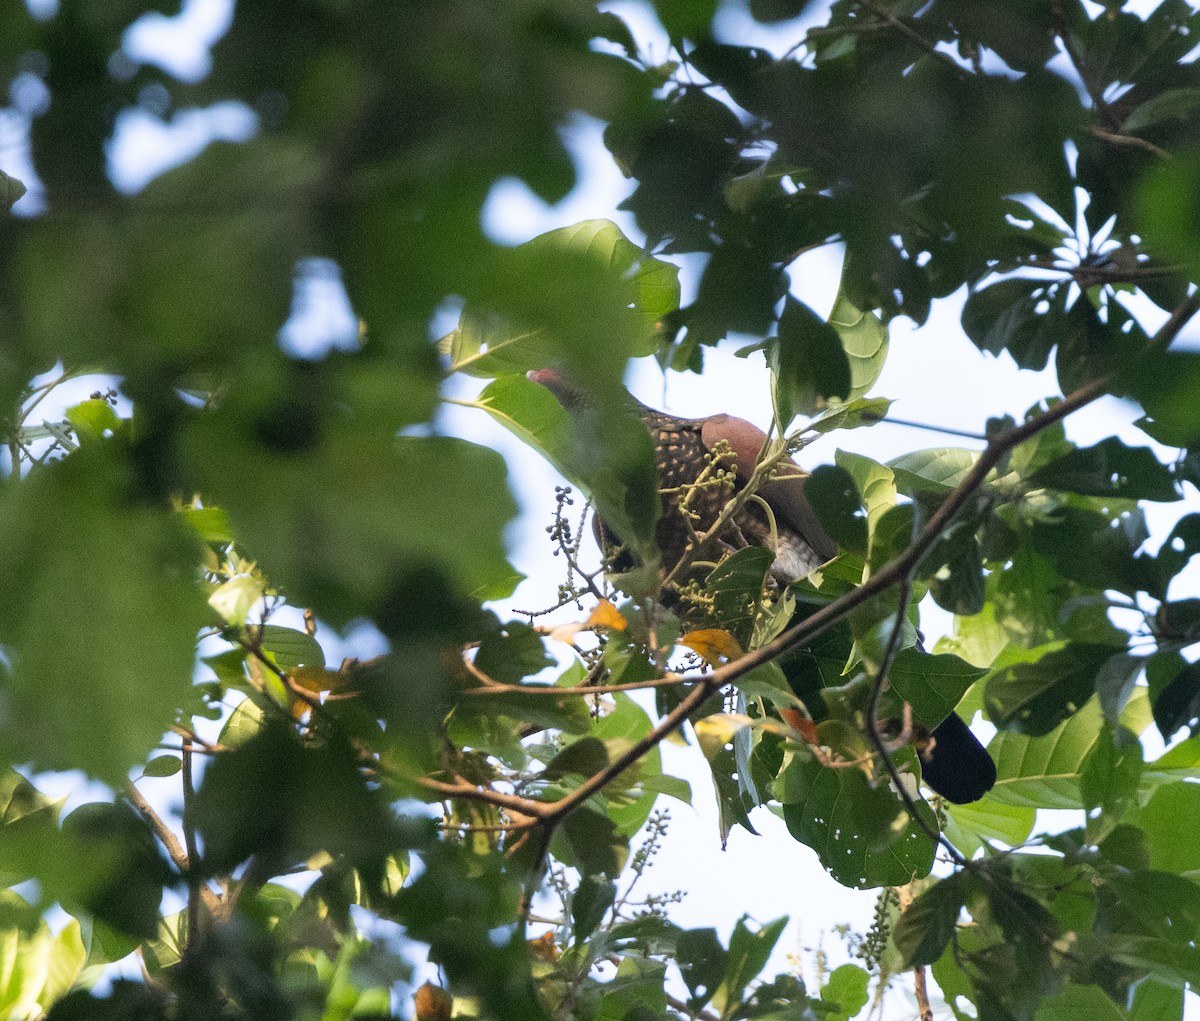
[
  {"x1": 1079, "y1": 725, "x2": 1143, "y2": 841},
  {"x1": 217, "y1": 696, "x2": 264, "y2": 748},
  {"x1": 770, "y1": 296, "x2": 851, "y2": 423},
  {"x1": 828, "y1": 286, "x2": 889, "y2": 401},
  {"x1": 571, "y1": 874, "x2": 616, "y2": 942},
  {"x1": 1129, "y1": 978, "x2": 1184, "y2": 1021},
  {"x1": 445, "y1": 219, "x2": 678, "y2": 378},
  {"x1": 677, "y1": 927, "x2": 727, "y2": 1010},
  {"x1": 776, "y1": 749, "x2": 935, "y2": 889},
  {"x1": 255, "y1": 624, "x2": 325, "y2": 670},
  {"x1": 0, "y1": 169, "x2": 27, "y2": 212},
  {"x1": 695, "y1": 714, "x2": 759, "y2": 845},
  {"x1": 962, "y1": 279, "x2": 1060, "y2": 371},
  {"x1": 943, "y1": 796, "x2": 1036, "y2": 858},
  {"x1": 190, "y1": 723, "x2": 402, "y2": 880},
  {"x1": 474, "y1": 621, "x2": 554, "y2": 685},
  {"x1": 888, "y1": 648, "x2": 987, "y2": 727},
  {"x1": 1033, "y1": 982, "x2": 1128, "y2": 1021},
  {"x1": 0, "y1": 450, "x2": 209, "y2": 783},
  {"x1": 1147, "y1": 655, "x2": 1200, "y2": 741},
  {"x1": 1104, "y1": 934, "x2": 1200, "y2": 987},
  {"x1": 1141, "y1": 782, "x2": 1200, "y2": 875},
  {"x1": 654, "y1": 0, "x2": 718, "y2": 38},
  {"x1": 748, "y1": 0, "x2": 811, "y2": 21},
  {"x1": 712, "y1": 915, "x2": 788, "y2": 1017},
  {"x1": 1125, "y1": 352, "x2": 1200, "y2": 448},
  {"x1": 985, "y1": 643, "x2": 1117, "y2": 736},
  {"x1": 475, "y1": 373, "x2": 661, "y2": 569},
  {"x1": 989, "y1": 691, "x2": 1149, "y2": 809},
  {"x1": 179, "y1": 505, "x2": 234, "y2": 544},
  {"x1": 1122, "y1": 86, "x2": 1200, "y2": 133},
  {"x1": 888, "y1": 447, "x2": 979, "y2": 495},
  {"x1": 1097, "y1": 870, "x2": 1200, "y2": 943},
  {"x1": 60, "y1": 802, "x2": 173, "y2": 939},
  {"x1": 208, "y1": 574, "x2": 266, "y2": 626},
  {"x1": 1028, "y1": 437, "x2": 1178, "y2": 503},
  {"x1": 65, "y1": 398, "x2": 122, "y2": 445},
  {"x1": 803, "y1": 465, "x2": 867, "y2": 554},
  {"x1": 555, "y1": 805, "x2": 625, "y2": 879},
  {"x1": 928, "y1": 526, "x2": 985, "y2": 616},
  {"x1": 188, "y1": 397, "x2": 524, "y2": 620},
  {"x1": 893, "y1": 874, "x2": 971, "y2": 967},
  {"x1": 810, "y1": 397, "x2": 895, "y2": 434},
  {"x1": 141, "y1": 756, "x2": 182, "y2": 779},
  {"x1": 1093, "y1": 653, "x2": 1146, "y2": 726},
  {"x1": 706, "y1": 546, "x2": 774, "y2": 641},
  {"x1": 821, "y1": 963, "x2": 870, "y2": 1021}
]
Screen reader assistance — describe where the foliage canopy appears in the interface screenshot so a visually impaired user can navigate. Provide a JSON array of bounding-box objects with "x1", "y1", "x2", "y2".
[{"x1": 4, "y1": 1, "x2": 1200, "y2": 1018}]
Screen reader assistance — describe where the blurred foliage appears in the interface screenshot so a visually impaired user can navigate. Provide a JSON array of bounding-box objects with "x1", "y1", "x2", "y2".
[{"x1": 3, "y1": 0, "x2": 1200, "y2": 1018}]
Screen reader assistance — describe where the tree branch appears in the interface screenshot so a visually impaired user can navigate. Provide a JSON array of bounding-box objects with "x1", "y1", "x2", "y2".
[
  {"x1": 124, "y1": 780, "x2": 220, "y2": 915},
  {"x1": 415, "y1": 296, "x2": 1200, "y2": 854},
  {"x1": 1088, "y1": 125, "x2": 1171, "y2": 160},
  {"x1": 854, "y1": 0, "x2": 969, "y2": 78},
  {"x1": 536, "y1": 289, "x2": 1200, "y2": 830},
  {"x1": 182, "y1": 746, "x2": 202, "y2": 944}
]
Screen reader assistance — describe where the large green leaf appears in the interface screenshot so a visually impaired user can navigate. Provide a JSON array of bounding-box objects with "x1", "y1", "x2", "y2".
[
  {"x1": 828, "y1": 286, "x2": 888, "y2": 401},
  {"x1": 888, "y1": 648, "x2": 987, "y2": 727},
  {"x1": 1029, "y1": 437, "x2": 1178, "y2": 503},
  {"x1": 444, "y1": 219, "x2": 679, "y2": 379},
  {"x1": 0, "y1": 450, "x2": 208, "y2": 783},
  {"x1": 473, "y1": 372, "x2": 661, "y2": 569},
  {"x1": 775, "y1": 748, "x2": 935, "y2": 889},
  {"x1": 986, "y1": 644, "x2": 1119, "y2": 736},
  {"x1": 989, "y1": 691, "x2": 1151, "y2": 809},
  {"x1": 185, "y1": 392, "x2": 523, "y2": 622},
  {"x1": 770, "y1": 296, "x2": 851, "y2": 423}
]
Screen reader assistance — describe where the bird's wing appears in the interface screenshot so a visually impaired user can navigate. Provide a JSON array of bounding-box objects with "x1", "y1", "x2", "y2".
[{"x1": 700, "y1": 414, "x2": 838, "y2": 562}]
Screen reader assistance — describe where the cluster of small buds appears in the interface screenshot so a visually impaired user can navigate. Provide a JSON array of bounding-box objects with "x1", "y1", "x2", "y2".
[
  {"x1": 546, "y1": 485, "x2": 576, "y2": 554},
  {"x1": 846, "y1": 887, "x2": 896, "y2": 973}
]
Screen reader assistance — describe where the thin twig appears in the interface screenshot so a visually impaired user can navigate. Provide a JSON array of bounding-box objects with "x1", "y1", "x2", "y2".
[
  {"x1": 181, "y1": 746, "x2": 202, "y2": 944},
  {"x1": 124, "y1": 780, "x2": 220, "y2": 914},
  {"x1": 666, "y1": 993, "x2": 722, "y2": 1021},
  {"x1": 1088, "y1": 125, "x2": 1171, "y2": 160},
  {"x1": 537, "y1": 290, "x2": 1200, "y2": 827},
  {"x1": 459, "y1": 673, "x2": 692, "y2": 697},
  {"x1": 861, "y1": 567, "x2": 963, "y2": 863},
  {"x1": 1053, "y1": 3, "x2": 1121, "y2": 131},
  {"x1": 855, "y1": 0, "x2": 968, "y2": 77},
  {"x1": 913, "y1": 966, "x2": 934, "y2": 1021},
  {"x1": 859, "y1": 414, "x2": 987, "y2": 441}
]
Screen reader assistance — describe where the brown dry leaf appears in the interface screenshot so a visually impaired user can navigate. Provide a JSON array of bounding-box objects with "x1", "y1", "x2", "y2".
[
  {"x1": 584, "y1": 598, "x2": 627, "y2": 631},
  {"x1": 680, "y1": 628, "x2": 743, "y2": 665},
  {"x1": 779, "y1": 707, "x2": 820, "y2": 744},
  {"x1": 414, "y1": 982, "x2": 453, "y2": 1020}
]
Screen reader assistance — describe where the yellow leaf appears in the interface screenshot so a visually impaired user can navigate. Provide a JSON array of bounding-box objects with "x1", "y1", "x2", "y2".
[
  {"x1": 680, "y1": 628, "x2": 743, "y2": 665},
  {"x1": 584, "y1": 599, "x2": 627, "y2": 631},
  {"x1": 693, "y1": 713, "x2": 751, "y2": 758},
  {"x1": 292, "y1": 665, "x2": 348, "y2": 693}
]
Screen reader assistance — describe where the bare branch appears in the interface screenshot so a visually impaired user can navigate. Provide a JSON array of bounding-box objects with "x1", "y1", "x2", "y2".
[
  {"x1": 181, "y1": 747, "x2": 203, "y2": 945},
  {"x1": 124, "y1": 780, "x2": 220, "y2": 915}
]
